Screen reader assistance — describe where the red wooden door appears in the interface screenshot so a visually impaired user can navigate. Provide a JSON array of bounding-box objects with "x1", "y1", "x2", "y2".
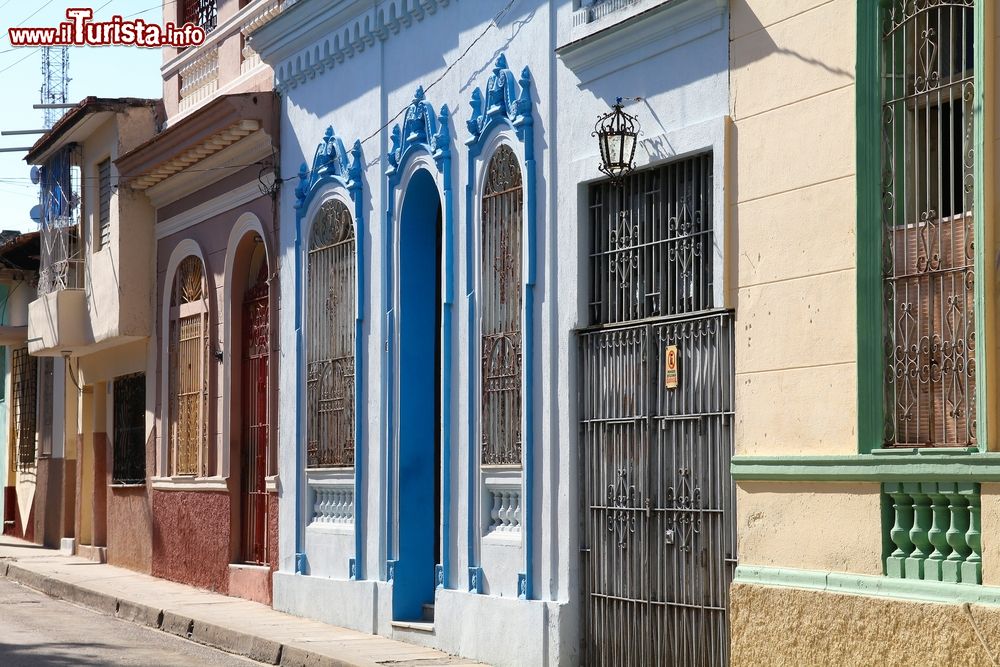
[{"x1": 241, "y1": 269, "x2": 269, "y2": 565}]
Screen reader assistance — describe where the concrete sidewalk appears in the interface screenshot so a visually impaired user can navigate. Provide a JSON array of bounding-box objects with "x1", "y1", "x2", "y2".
[{"x1": 0, "y1": 536, "x2": 481, "y2": 667}]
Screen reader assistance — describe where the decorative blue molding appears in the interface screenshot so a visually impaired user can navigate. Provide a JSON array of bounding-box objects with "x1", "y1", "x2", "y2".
[
  {"x1": 349, "y1": 557, "x2": 357, "y2": 581},
  {"x1": 292, "y1": 125, "x2": 367, "y2": 580},
  {"x1": 435, "y1": 563, "x2": 444, "y2": 589},
  {"x1": 464, "y1": 54, "x2": 537, "y2": 601},
  {"x1": 468, "y1": 566, "x2": 483, "y2": 594},
  {"x1": 386, "y1": 86, "x2": 451, "y2": 182},
  {"x1": 386, "y1": 559, "x2": 398, "y2": 583},
  {"x1": 517, "y1": 572, "x2": 527, "y2": 600},
  {"x1": 383, "y1": 87, "x2": 456, "y2": 611}
]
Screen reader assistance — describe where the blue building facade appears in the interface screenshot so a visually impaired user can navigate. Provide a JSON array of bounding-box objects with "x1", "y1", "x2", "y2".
[{"x1": 252, "y1": 1, "x2": 730, "y2": 663}]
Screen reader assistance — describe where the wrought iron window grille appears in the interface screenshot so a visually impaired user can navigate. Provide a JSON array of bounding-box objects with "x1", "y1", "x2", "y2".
[
  {"x1": 481, "y1": 144, "x2": 523, "y2": 467},
  {"x1": 306, "y1": 199, "x2": 356, "y2": 468},
  {"x1": 112, "y1": 373, "x2": 146, "y2": 485},
  {"x1": 12, "y1": 348, "x2": 37, "y2": 472},
  {"x1": 169, "y1": 256, "x2": 210, "y2": 476},
  {"x1": 880, "y1": 1, "x2": 976, "y2": 448}
]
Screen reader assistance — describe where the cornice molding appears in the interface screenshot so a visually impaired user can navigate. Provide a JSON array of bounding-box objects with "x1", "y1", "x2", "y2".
[
  {"x1": 556, "y1": 0, "x2": 726, "y2": 83},
  {"x1": 143, "y1": 129, "x2": 273, "y2": 209},
  {"x1": 249, "y1": 0, "x2": 455, "y2": 92}
]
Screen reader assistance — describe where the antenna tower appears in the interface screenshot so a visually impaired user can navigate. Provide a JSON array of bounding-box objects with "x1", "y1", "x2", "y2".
[{"x1": 40, "y1": 46, "x2": 70, "y2": 129}]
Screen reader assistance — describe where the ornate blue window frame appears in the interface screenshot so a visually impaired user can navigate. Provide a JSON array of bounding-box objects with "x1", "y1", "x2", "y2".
[
  {"x1": 464, "y1": 55, "x2": 536, "y2": 600},
  {"x1": 383, "y1": 87, "x2": 456, "y2": 590},
  {"x1": 292, "y1": 126, "x2": 366, "y2": 579}
]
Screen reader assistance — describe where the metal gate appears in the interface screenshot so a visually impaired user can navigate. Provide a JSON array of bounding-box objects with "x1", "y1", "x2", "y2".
[
  {"x1": 580, "y1": 154, "x2": 735, "y2": 666},
  {"x1": 241, "y1": 266, "x2": 270, "y2": 565}
]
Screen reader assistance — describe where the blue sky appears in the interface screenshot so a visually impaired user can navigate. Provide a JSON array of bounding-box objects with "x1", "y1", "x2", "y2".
[{"x1": 0, "y1": 1, "x2": 164, "y2": 232}]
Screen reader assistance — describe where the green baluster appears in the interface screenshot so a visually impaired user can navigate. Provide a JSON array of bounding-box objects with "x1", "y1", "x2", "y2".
[
  {"x1": 905, "y1": 483, "x2": 932, "y2": 580},
  {"x1": 925, "y1": 486, "x2": 952, "y2": 582},
  {"x1": 942, "y1": 484, "x2": 971, "y2": 583},
  {"x1": 961, "y1": 486, "x2": 982, "y2": 585},
  {"x1": 885, "y1": 483, "x2": 914, "y2": 578}
]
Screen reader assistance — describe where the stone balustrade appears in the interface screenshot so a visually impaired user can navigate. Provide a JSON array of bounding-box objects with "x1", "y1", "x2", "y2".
[
  {"x1": 178, "y1": 48, "x2": 219, "y2": 111},
  {"x1": 487, "y1": 486, "x2": 522, "y2": 534},
  {"x1": 310, "y1": 485, "x2": 354, "y2": 526},
  {"x1": 884, "y1": 482, "x2": 981, "y2": 584},
  {"x1": 240, "y1": 0, "x2": 284, "y2": 74}
]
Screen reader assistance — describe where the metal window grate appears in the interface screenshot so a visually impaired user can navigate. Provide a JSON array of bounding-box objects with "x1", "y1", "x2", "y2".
[
  {"x1": 98, "y1": 158, "x2": 111, "y2": 250},
  {"x1": 169, "y1": 256, "x2": 209, "y2": 476},
  {"x1": 481, "y1": 145, "x2": 523, "y2": 466},
  {"x1": 113, "y1": 373, "x2": 146, "y2": 485},
  {"x1": 880, "y1": 1, "x2": 976, "y2": 447},
  {"x1": 589, "y1": 153, "x2": 714, "y2": 326},
  {"x1": 241, "y1": 257, "x2": 270, "y2": 565},
  {"x1": 182, "y1": 0, "x2": 217, "y2": 33},
  {"x1": 307, "y1": 199, "x2": 355, "y2": 468},
  {"x1": 12, "y1": 348, "x2": 37, "y2": 472}
]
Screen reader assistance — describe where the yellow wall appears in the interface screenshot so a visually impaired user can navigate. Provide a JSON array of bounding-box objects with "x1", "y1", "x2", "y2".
[
  {"x1": 731, "y1": 0, "x2": 857, "y2": 458},
  {"x1": 736, "y1": 481, "x2": 883, "y2": 574}
]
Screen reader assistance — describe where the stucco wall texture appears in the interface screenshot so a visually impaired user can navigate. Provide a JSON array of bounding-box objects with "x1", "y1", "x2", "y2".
[
  {"x1": 730, "y1": 0, "x2": 858, "y2": 460},
  {"x1": 151, "y1": 490, "x2": 231, "y2": 593},
  {"x1": 107, "y1": 487, "x2": 152, "y2": 573},
  {"x1": 731, "y1": 583, "x2": 1000, "y2": 666}
]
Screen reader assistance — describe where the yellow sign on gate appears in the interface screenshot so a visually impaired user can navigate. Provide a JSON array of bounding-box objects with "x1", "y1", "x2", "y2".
[{"x1": 665, "y1": 344, "x2": 679, "y2": 389}]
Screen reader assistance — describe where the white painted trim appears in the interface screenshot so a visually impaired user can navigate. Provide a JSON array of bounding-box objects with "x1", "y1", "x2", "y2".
[
  {"x1": 222, "y1": 212, "x2": 273, "y2": 480},
  {"x1": 156, "y1": 179, "x2": 269, "y2": 240},
  {"x1": 265, "y1": 474, "x2": 279, "y2": 493},
  {"x1": 151, "y1": 476, "x2": 229, "y2": 491},
  {"x1": 158, "y1": 240, "x2": 212, "y2": 478},
  {"x1": 306, "y1": 467, "x2": 355, "y2": 486},
  {"x1": 557, "y1": 0, "x2": 726, "y2": 84}
]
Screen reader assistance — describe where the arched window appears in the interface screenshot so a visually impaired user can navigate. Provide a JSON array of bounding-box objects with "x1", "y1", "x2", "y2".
[
  {"x1": 307, "y1": 199, "x2": 356, "y2": 467},
  {"x1": 169, "y1": 255, "x2": 209, "y2": 476},
  {"x1": 481, "y1": 144, "x2": 523, "y2": 466}
]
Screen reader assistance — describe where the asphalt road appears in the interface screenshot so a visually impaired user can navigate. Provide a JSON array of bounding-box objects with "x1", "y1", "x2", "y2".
[{"x1": 0, "y1": 578, "x2": 263, "y2": 667}]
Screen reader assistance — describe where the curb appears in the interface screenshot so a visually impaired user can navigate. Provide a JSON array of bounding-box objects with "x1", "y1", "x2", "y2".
[{"x1": 0, "y1": 563, "x2": 337, "y2": 666}]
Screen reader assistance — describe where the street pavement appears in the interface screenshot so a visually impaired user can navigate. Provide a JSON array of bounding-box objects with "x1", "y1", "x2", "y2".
[{"x1": 0, "y1": 578, "x2": 263, "y2": 666}]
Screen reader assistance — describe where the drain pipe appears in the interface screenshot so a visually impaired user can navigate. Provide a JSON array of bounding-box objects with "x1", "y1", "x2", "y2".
[{"x1": 293, "y1": 205, "x2": 306, "y2": 574}]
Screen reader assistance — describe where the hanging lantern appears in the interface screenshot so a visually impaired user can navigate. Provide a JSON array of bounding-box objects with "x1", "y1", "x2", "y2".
[{"x1": 593, "y1": 97, "x2": 639, "y2": 183}]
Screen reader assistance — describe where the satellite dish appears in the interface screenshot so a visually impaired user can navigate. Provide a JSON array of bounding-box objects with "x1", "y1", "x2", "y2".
[
  {"x1": 29, "y1": 204, "x2": 41, "y2": 223},
  {"x1": 29, "y1": 166, "x2": 39, "y2": 185}
]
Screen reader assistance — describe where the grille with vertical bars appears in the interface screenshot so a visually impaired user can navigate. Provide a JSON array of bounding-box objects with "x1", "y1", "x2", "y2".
[
  {"x1": 183, "y1": 0, "x2": 217, "y2": 33},
  {"x1": 481, "y1": 145, "x2": 523, "y2": 467},
  {"x1": 580, "y1": 153, "x2": 735, "y2": 666},
  {"x1": 307, "y1": 199, "x2": 355, "y2": 468},
  {"x1": 880, "y1": 1, "x2": 976, "y2": 447},
  {"x1": 113, "y1": 373, "x2": 146, "y2": 485},
  {"x1": 169, "y1": 256, "x2": 209, "y2": 476},
  {"x1": 588, "y1": 153, "x2": 713, "y2": 326},
  {"x1": 12, "y1": 348, "x2": 37, "y2": 472},
  {"x1": 242, "y1": 259, "x2": 270, "y2": 565}
]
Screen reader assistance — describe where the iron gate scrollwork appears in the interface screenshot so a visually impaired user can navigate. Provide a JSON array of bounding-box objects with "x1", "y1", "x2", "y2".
[{"x1": 580, "y1": 153, "x2": 735, "y2": 666}]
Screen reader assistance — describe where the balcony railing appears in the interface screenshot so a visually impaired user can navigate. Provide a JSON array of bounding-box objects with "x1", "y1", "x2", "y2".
[
  {"x1": 573, "y1": 0, "x2": 664, "y2": 26},
  {"x1": 38, "y1": 216, "x2": 83, "y2": 295},
  {"x1": 884, "y1": 481, "x2": 982, "y2": 584},
  {"x1": 178, "y1": 47, "x2": 219, "y2": 111}
]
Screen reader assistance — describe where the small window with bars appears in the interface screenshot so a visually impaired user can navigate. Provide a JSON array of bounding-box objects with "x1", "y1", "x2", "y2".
[
  {"x1": 588, "y1": 153, "x2": 714, "y2": 326},
  {"x1": 880, "y1": 1, "x2": 976, "y2": 447},
  {"x1": 182, "y1": 0, "x2": 217, "y2": 33},
  {"x1": 113, "y1": 373, "x2": 146, "y2": 485},
  {"x1": 306, "y1": 199, "x2": 356, "y2": 468},
  {"x1": 97, "y1": 158, "x2": 111, "y2": 251},
  {"x1": 12, "y1": 348, "x2": 37, "y2": 472}
]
